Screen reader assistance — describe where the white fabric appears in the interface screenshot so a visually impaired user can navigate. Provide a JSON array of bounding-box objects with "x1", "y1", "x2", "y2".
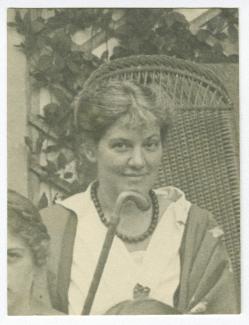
[{"x1": 58, "y1": 184, "x2": 191, "y2": 315}]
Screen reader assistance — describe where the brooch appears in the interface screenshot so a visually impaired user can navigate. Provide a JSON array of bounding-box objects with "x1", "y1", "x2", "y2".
[{"x1": 133, "y1": 283, "x2": 151, "y2": 300}]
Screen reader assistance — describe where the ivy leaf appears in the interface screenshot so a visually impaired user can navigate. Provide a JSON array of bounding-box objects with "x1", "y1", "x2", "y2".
[
  {"x1": 48, "y1": 70, "x2": 64, "y2": 84},
  {"x1": 66, "y1": 59, "x2": 79, "y2": 74},
  {"x1": 15, "y1": 10, "x2": 23, "y2": 25},
  {"x1": 23, "y1": 11, "x2": 31, "y2": 33},
  {"x1": 101, "y1": 50, "x2": 109, "y2": 61},
  {"x1": 81, "y1": 52, "x2": 96, "y2": 62},
  {"x1": 70, "y1": 51, "x2": 83, "y2": 64},
  {"x1": 110, "y1": 45, "x2": 131, "y2": 60},
  {"x1": 38, "y1": 193, "x2": 48, "y2": 209},
  {"x1": 63, "y1": 72, "x2": 77, "y2": 92},
  {"x1": 54, "y1": 54, "x2": 65, "y2": 71},
  {"x1": 171, "y1": 12, "x2": 188, "y2": 26},
  {"x1": 67, "y1": 23, "x2": 78, "y2": 35},
  {"x1": 14, "y1": 10, "x2": 25, "y2": 34},
  {"x1": 214, "y1": 32, "x2": 227, "y2": 41},
  {"x1": 43, "y1": 102, "x2": 60, "y2": 125},
  {"x1": 24, "y1": 136, "x2": 33, "y2": 152},
  {"x1": 31, "y1": 18, "x2": 45, "y2": 34},
  {"x1": 7, "y1": 22, "x2": 17, "y2": 28},
  {"x1": 196, "y1": 29, "x2": 211, "y2": 42},
  {"x1": 36, "y1": 34, "x2": 50, "y2": 50},
  {"x1": 228, "y1": 54, "x2": 238, "y2": 63},
  {"x1": 213, "y1": 42, "x2": 223, "y2": 54},
  {"x1": 35, "y1": 134, "x2": 44, "y2": 154},
  {"x1": 52, "y1": 192, "x2": 62, "y2": 204},
  {"x1": 228, "y1": 25, "x2": 238, "y2": 43},
  {"x1": 47, "y1": 14, "x2": 66, "y2": 30},
  {"x1": 64, "y1": 172, "x2": 73, "y2": 179},
  {"x1": 57, "y1": 152, "x2": 67, "y2": 169},
  {"x1": 43, "y1": 160, "x2": 57, "y2": 175},
  {"x1": 38, "y1": 55, "x2": 53, "y2": 72},
  {"x1": 43, "y1": 145, "x2": 59, "y2": 153},
  {"x1": 50, "y1": 29, "x2": 72, "y2": 55},
  {"x1": 30, "y1": 70, "x2": 49, "y2": 88},
  {"x1": 51, "y1": 86, "x2": 71, "y2": 106},
  {"x1": 163, "y1": 13, "x2": 176, "y2": 28}
]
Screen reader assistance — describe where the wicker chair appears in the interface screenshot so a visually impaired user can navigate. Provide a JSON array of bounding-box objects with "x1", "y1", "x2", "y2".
[{"x1": 83, "y1": 55, "x2": 240, "y2": 288}]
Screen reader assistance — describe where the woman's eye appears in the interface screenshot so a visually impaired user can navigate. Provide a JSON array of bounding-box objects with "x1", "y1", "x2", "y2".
[{"x1": 144, "y1": 142, "x2": 160, "y2": 151}]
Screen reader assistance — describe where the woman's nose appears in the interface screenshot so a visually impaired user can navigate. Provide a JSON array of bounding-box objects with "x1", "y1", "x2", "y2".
[{"x1": 128, "y1": 147, "x2": 146, "y2": 169}]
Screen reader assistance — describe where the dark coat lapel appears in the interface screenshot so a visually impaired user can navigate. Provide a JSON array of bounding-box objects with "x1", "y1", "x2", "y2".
[
  {"x1": 40, "y1": 204, "x2": 78, "y2": 314},
  {"x1": 176, "y1": 204, "x2": 239, "y2": 313},
  {"x1": 56, "y1": 212, "x2": 77, "y2": 313}
]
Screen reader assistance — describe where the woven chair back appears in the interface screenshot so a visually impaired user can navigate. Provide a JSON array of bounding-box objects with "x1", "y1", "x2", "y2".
[{"x1": 83, "y1": 55, "x2": 240, "y2": 286}]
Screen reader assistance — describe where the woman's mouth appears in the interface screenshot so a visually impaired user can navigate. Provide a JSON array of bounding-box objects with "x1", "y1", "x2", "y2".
[
  {"x1": 125, "y1": 173, "x2": 147, "y2": 176},
  {"x1": 123, "y1": 173, "x2": 147, "y2": 180}
]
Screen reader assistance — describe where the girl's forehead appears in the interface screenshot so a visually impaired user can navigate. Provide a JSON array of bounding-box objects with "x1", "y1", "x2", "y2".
[{"x1": 8, "y1": 231, "x2": 28, "y2": 249}]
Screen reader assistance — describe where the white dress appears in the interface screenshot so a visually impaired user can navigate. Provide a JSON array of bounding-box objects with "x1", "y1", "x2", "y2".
[{"x1": 58, "y1": 185, "x2": 191, "y2": 315}]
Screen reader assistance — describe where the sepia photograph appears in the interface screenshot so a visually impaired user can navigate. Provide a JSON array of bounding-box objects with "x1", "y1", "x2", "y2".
[{"x1": 5, "y1": 3, "x2": 241, "y2": 319}]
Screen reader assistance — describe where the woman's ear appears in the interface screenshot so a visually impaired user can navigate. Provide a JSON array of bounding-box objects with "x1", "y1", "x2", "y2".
[
  {"x1": 84, "y1": 147, "x2": 97, "y2": 163},
  {"x1": 80, "y1": 140, "x2": 97, "y2": 163}
]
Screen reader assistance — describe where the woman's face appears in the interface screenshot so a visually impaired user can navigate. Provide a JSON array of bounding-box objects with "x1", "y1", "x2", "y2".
[
  {"x1": 8, "y1": 231, "x2": 35, "y2": 314},
  {"x1": 93, "y1": 114, "x2": 162, "y2": 198}
]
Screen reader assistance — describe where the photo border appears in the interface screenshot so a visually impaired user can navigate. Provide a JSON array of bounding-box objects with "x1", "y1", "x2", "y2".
[{"x1": 1, "y1": 1, "x2": 248, "y2": 324}]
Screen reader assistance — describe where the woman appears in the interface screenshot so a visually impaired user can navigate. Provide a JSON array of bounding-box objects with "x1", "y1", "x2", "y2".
[
  {"x1": 39, "y1": 80, "x2": 238, "y2": 315},
  {"x1": 8, "y1": 190, "x2": 63, "y2": 315}
]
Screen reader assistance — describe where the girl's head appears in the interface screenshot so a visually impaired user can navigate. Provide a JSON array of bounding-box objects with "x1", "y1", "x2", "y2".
[
  {"x1": 105, "y1": 298, "x2": 181, "y2": 315},
  {"x1": 7, "y1": 190, "x2": 50, "y2": 314}
]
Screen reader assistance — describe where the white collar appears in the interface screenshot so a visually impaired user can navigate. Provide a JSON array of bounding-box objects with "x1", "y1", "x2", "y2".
[
  {"x1": 58, "y1": 184, "x2": 191, "y2": 227},
  {"x1": 154, "y1": 186, "x2": 191, "y2": 225}
]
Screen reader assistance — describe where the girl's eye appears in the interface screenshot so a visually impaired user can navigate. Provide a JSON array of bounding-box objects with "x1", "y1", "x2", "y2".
[
  {"x1": 112, "y1": 142, "x2": 130, "y2": 152},
  {"x1": 8, "y1": 252, "x2": 22, "y2": 263}
]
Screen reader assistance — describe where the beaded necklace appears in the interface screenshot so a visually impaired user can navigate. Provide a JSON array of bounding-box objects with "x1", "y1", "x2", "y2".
[{"x1": 90, "y1": 181, "x2": 159, "y2": 243}]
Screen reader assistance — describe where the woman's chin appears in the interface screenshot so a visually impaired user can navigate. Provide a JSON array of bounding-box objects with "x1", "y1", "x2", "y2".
[{"x1": 117, "y1": 181, "x2": 152, "y2": 198}]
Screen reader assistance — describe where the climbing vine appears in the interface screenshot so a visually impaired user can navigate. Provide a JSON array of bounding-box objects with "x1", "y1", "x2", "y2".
[{"x1": 8, "y1": 8, "x2": 238, "y2": 206}]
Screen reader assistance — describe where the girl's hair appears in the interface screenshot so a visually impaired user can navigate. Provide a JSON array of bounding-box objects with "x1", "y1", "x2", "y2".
[
  {"x1": 8, "y1": 190, "x2": 50, "y2": 267},
  {"x1": 74, "y1": 80, "x2": 175, "y2": 143},
  {"x1": 105, "y1": 298, "x2": 181, "y2": 315}
]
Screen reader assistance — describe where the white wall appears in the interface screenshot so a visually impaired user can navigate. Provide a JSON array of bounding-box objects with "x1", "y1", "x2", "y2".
[{"x1": 7, "y1": 9, "x2": 29, "y2": 196}]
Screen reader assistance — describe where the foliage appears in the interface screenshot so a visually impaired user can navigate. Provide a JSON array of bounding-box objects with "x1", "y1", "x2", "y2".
[
  {"x1": 110, "y1": 8, "x2": 238, "y2": 63},
  {"x1": 8, "y1": 8, "x2": 238, "y2": 204}
]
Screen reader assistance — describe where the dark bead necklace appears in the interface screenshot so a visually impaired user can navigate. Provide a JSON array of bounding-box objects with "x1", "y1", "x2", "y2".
[{"x1": 90, "y1": 181, "x2": 159, "y2": 243}]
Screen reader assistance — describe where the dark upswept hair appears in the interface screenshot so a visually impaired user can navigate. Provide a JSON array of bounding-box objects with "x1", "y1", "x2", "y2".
[
  {"x1": 105, "y1": 298, "x2": 181, "y2": 315},
  {"x1": 74, "y1": 80, "x2": 175, "y2": 143},
  {"x1": 8, "y1": 190, "x2": 50, "y2": 267}
]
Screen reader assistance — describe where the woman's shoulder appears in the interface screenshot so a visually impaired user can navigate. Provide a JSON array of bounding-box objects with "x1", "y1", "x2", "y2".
[
  {"x1": 40, "y1": 191, "x2": 87, "y2": 226},
  {"x1": 154, "y1": 186, "x2": 216, "y2": 227},
  {"x1": 40, "y1": 203, "x2": 76, "y2": 236},
  {"x1": 154, "y1": 186, "x2": 191, "y2": 221},
  {"x1": 188, "y1": 204, "x2": 218, "y2": 228},
  {"x1": 39, "y1": 194, "x2": 82, "y2": 249}
]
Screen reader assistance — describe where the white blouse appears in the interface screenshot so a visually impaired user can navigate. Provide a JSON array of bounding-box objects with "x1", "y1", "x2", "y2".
[{"x1": 58, "y1": 184, "x2": 191, "y2": 315}]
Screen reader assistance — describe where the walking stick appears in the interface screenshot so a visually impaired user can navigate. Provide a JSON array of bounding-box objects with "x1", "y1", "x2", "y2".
[{"x1": 81, "y1": 191, "x2": 150, "y2": 315}]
